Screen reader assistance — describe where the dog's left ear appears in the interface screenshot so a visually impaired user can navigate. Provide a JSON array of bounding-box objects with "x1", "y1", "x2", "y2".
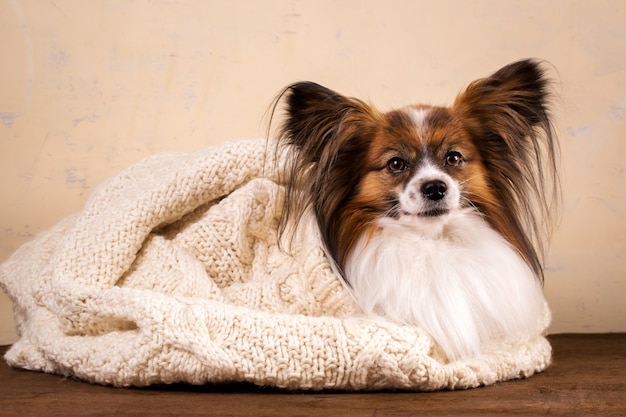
[
  {"x1": 453, "y1": 59, "x2": 559, "y2": 282},
  {"x1": 453, "y1": 59, "x2": 552, "y2": 138}
]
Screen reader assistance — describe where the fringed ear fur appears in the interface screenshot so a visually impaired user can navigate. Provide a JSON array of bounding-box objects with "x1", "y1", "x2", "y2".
[
  {"x1": 274, "y1": 82, "x2": 379, "y2": 266},
  {"x1": 453, "y1": 59, "x2": 560, "y2": 281}
]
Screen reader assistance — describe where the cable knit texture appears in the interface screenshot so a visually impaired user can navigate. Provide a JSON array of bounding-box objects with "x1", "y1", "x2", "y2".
[{"x1": 0, "y1": 138, "x2": 552, "y2": 390}]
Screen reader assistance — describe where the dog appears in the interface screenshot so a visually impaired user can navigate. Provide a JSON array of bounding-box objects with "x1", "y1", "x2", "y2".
[{"x1": 273, "y1": 59, "x2": 560, "y2": 361}]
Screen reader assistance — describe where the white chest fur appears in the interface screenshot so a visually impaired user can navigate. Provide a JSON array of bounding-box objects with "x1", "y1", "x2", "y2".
[{"x1": 344, "y1": 210, "x2": 547, "y2": 362}]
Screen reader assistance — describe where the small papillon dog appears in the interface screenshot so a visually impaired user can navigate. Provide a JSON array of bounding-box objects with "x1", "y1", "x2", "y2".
[{"x1": 273, "y1": 59, "x2": 560, "y2": 361}]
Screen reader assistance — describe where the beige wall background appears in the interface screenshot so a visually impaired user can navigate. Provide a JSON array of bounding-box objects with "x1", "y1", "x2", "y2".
[{"x1": 1, "y1": 0, "x2": 624, "y2": 344}]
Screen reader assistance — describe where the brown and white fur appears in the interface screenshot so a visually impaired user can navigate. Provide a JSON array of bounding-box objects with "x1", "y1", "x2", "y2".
[{"x1": 273, "y1": 59, "x2": 560, "y2": 361}]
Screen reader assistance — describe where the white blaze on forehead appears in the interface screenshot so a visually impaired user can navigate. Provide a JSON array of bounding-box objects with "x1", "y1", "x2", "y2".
[{"x1": 404, "y1": 107, "x2": 430, "y2": 147}]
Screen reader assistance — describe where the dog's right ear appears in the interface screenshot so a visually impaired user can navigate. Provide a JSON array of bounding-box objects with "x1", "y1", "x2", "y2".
[
  {"x1": 278, "y1": 82, "x2": 364, "y2": 162},
  {"x1": 272, "y1": 82, "x2": 374, "y2": 259}
]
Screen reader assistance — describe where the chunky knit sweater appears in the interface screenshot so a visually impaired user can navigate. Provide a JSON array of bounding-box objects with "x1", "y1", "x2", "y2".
[{"x1": 0, "y1": 138, "x2": 551, "y2": 390}]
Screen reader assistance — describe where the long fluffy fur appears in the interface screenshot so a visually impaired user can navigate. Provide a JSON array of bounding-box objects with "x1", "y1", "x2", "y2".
[
  {"x1": 346, "y1": 212, "x2": 546, "y2": 360},
  {"x1": 271, "y1": 59, "x2": 560, "y2": 361}
]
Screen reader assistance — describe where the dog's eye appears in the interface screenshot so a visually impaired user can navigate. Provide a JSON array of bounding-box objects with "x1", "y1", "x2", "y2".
[
  {"x1": 387, "y1": 157, "x2": 407, "y2": 173},
  {"x1": 445, "y1": 151, "x2": 463, "y2": 167}
]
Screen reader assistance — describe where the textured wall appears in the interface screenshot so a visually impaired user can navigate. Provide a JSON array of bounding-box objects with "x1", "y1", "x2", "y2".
[{"x1": 1, "y1": 0, "x2": 624, "y2": 344}]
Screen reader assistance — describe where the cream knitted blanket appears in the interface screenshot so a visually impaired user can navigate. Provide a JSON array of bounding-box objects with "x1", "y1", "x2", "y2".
[{"x1": 0, "y1": 138, "x2": 552, "y2": 390}]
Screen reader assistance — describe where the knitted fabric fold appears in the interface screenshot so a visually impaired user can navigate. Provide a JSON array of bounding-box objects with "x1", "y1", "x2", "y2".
[{"x1": 0, "y1": 138, "x2": 551, "y2": 390}]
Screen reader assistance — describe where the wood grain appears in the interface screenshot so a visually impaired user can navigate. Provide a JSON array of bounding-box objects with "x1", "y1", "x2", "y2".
[{"x1": 1, "y1": 333, "x2": 624, "y2": 416}]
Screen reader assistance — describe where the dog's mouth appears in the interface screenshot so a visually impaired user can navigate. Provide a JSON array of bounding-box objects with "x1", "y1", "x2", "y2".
[
  {"x1": 401, "y1": 208, "x2": 450, "y2": 218},
  {"x1": 418, "y1": 208, "x2": 450, "y2": 217}
]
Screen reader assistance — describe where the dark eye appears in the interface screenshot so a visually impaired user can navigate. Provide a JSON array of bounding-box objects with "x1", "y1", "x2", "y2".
[
  {"x1": 445, "y1": 151, "x2": 463, "y2": 167},
  {"x1": 387, "y1": 157, "x2": 407, "y2": 173}
]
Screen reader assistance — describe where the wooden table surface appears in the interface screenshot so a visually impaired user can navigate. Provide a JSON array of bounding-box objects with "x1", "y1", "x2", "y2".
[{"x1": 1, "y1": 333, "x2": 625, "y2": 416}]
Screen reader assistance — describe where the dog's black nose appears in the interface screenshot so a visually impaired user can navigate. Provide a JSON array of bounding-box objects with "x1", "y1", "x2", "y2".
[{"x1": 421, "y1": 180, "x2": 447, "y2": 201}]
